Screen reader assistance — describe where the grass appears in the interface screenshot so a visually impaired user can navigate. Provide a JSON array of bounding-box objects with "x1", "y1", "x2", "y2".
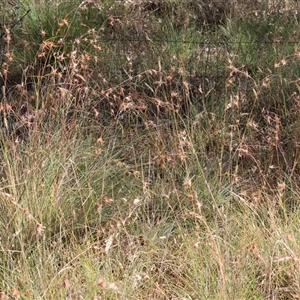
[{"x1": 2, "y1": 0, "x2": 300, "y2": 298}]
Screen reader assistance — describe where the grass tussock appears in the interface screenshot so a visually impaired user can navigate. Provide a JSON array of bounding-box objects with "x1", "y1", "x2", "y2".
[{"x1": 1, "y1": 0, "x2": 300, "y2": 298}]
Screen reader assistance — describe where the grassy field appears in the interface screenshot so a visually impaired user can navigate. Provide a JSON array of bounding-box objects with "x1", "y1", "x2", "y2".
[{"x1": 2, "y1": 0, "x2": 300, "y2": 299}]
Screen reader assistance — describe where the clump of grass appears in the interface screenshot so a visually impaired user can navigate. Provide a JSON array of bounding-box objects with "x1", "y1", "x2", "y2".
[{"x1": 2, "y1": 0, "x2": 300, "y2": 299}]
